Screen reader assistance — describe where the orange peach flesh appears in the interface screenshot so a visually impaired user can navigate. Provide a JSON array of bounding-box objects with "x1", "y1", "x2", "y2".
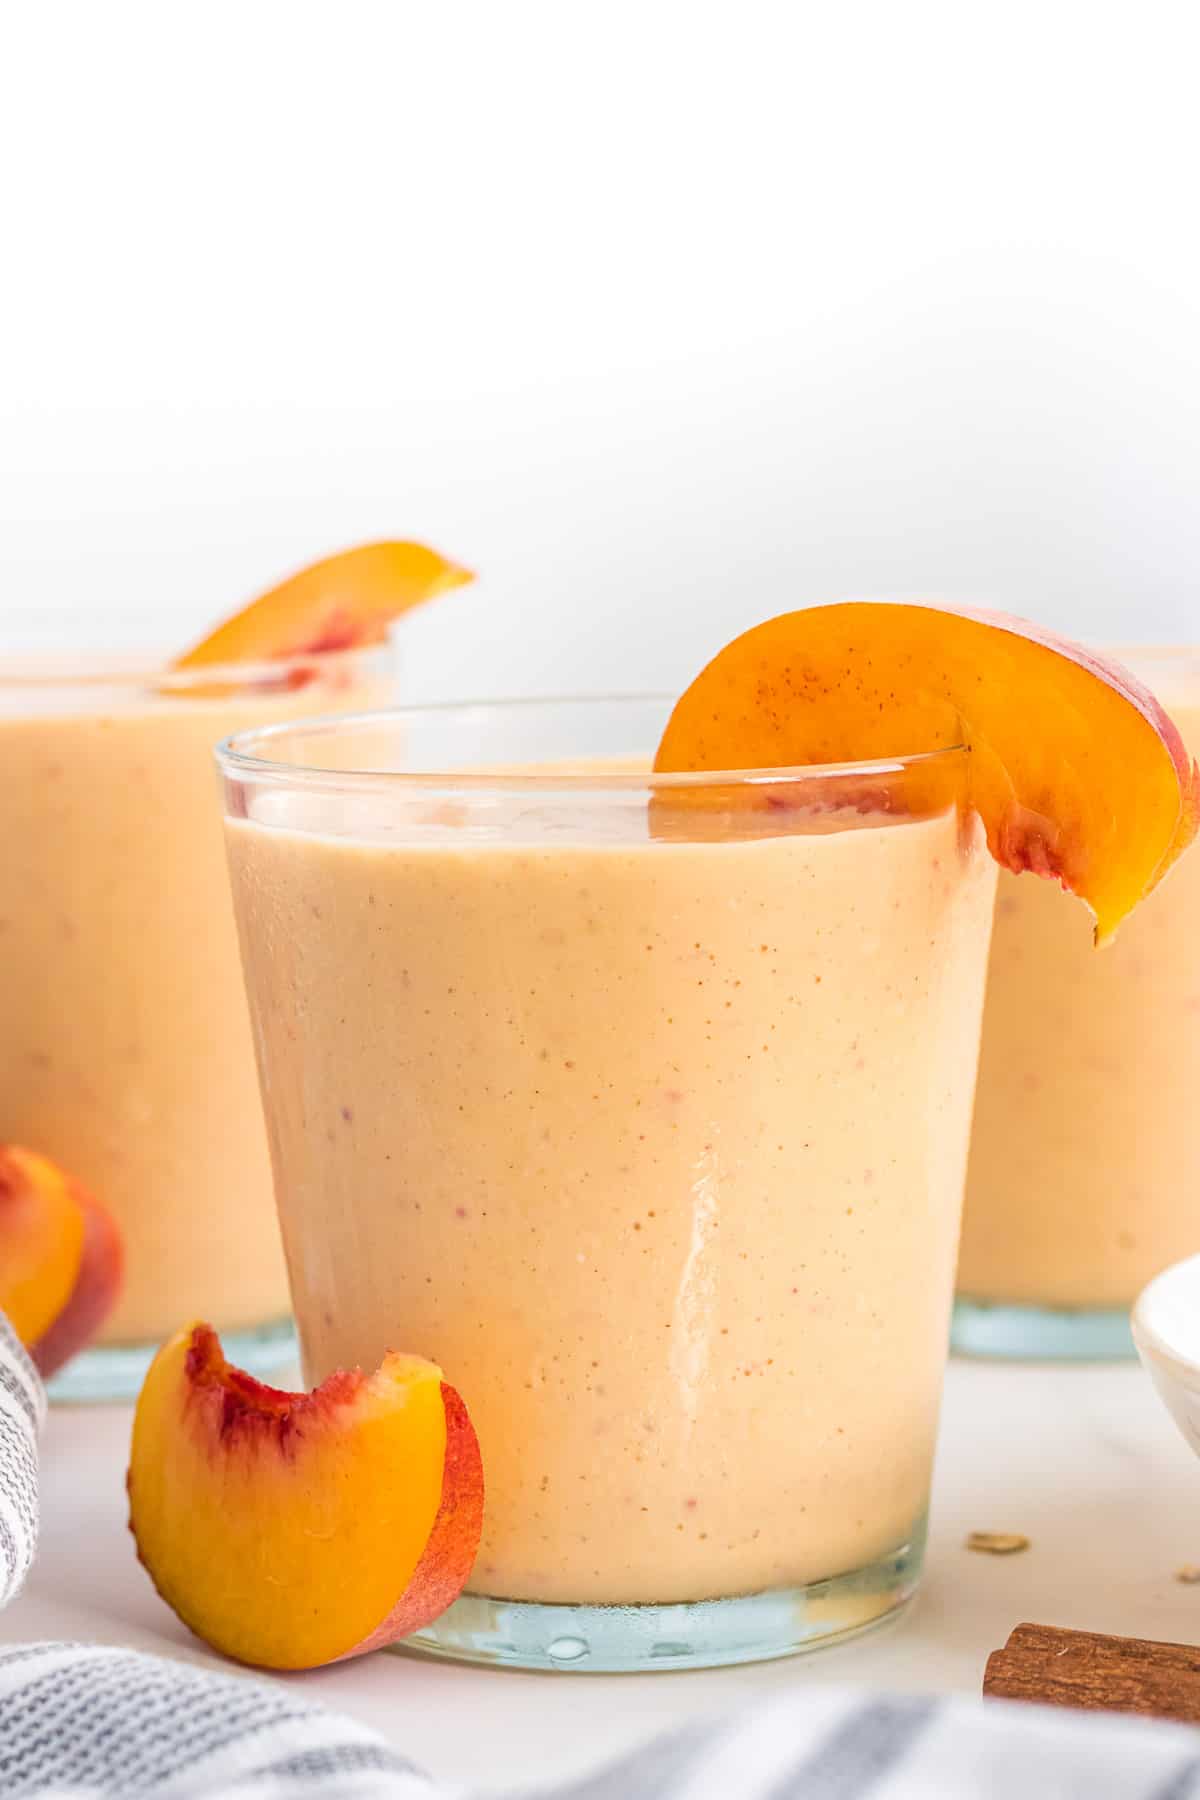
[
  {"x1": 172, "y1": 541, "x2": 475, "y2": 669},
  {"x1": 0, "y1": 1145, "x2": 83, "y2": 1346},
  {"x1": 0, "y1": 1145, "x2": 123, "y2": 1375},
  {"x1": 127, "y1": 1325, "x2": 483, "y2": 1670},
  {"x1": 655, "y1": 603, "x2": 1200, "y2": 943}
]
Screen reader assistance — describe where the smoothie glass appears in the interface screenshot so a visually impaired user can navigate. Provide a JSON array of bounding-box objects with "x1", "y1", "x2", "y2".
[
  {"x1": 0, "y1": 648, "x2": 390, "y2": 1400},
  {"x1": 219, "y1": 698, "x2": 997, "y2": 1671},
  {"x1": 956, "y1": 649, "x2": 1200, "y2": 1360}
]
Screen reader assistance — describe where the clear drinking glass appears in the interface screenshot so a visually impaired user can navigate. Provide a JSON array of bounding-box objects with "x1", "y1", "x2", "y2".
[
  {"x1": 955, "y1": 650, "x2": 1200, "y2": 1360},
  {"x1": 218, "y1": 697, "x2": 996, "y2": 1671},
  {"x1": 0, "y1": 647, "x2": 392, "y2": 1400}
]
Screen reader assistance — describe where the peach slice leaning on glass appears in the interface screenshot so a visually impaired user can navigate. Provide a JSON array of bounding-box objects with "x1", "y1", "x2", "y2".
[
  {"x1": 127, "y1": 601, "x2": 1195, "y2": 1678},
  {"x1": 0, "y1": 543, "x2": 473, "y2": 1402},
  {"x1": 128, "y1": 1322, "x2": 484, "y2": 1670}
]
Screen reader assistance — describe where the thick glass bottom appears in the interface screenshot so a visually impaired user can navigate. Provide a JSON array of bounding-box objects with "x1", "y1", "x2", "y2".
[
  {"x1": 47, "y1": 1315, "x2": 298, "y2": 1403},
  {"x1": 951, "y1": 1297, "x2": 1135, "y2": 1361},
  {"x1": 399, "y1": 1522, "x2": 925, "y2": 1672}
]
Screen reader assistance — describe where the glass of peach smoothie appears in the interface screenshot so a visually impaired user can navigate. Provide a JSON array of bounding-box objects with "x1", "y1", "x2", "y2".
[
  {"x1": 0, "y1": 648, "x2": 390, "y2": 1400},
  {"x1": 218, "y1": 697, "x2": 997, "y2": 1670},
  {"x1": 955, "y1": 648, "x2": 1200, "y2": 1359}
]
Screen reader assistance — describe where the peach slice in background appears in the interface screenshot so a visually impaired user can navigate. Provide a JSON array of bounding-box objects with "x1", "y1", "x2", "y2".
[
  {"x1": 0, "y1": 1145, "x2": 123, "y2": 1377},
  {"x1": 127, "y1": 1324, "x2": 483, "y2": 1670},
  {"x1": 655, "y1": 602, "x2": 1200, "y2": 944},
  {"x1": 171, "y1": 540, "x2": 475, "y2": 669}
]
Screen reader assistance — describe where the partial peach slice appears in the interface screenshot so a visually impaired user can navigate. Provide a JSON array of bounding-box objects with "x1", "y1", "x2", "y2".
[
  {"x1": 127, "y1": 1324, "x2": 483, "y2": 1670},
  {"x1": 172, "y1": 540, "x2": 475, "y2": 669},
  {"x1": 655, "y1": 603, "x2": 1200, "y2": 943},
  {"x1": 0, "y1": 1146, "x2": 123, "y2": 1377},
  {"x1": 32, "y1": 1186, "x2": 124, "y2": 1380}
]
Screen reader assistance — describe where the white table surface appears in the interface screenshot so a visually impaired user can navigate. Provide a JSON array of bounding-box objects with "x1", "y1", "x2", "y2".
[{"x1": 4, "y1": 1356, "x2": 1199, "y2": 1792}]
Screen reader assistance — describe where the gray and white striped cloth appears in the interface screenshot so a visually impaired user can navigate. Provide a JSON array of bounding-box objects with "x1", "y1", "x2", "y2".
[
  {"x1": 0, "y1": 1315, "x2": 44, "y2": 1614},
  {"x1": 4, "y1": 1311, "x2": 1200, "y2": 1799}
]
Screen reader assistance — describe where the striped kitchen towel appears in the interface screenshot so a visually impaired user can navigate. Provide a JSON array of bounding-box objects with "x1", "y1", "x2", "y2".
[
  {"x1": 0, "y1": 1313, "x2": 44, "y2": 1612},
  {"x1": 3, "y1": 1312, "x2": 1200, "y2": 1799}
]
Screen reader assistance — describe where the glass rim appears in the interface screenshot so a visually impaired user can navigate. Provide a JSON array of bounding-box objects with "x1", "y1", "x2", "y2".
[
  {"x1": 216, "y1": 693, "x2": 969, "y2": 793},
  {"x1": 0, "y1": 644, "x2": 384, "y2": 694}
]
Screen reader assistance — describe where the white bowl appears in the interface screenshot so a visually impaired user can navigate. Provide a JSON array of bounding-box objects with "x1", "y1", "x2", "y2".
[{"x1": 1132, "y1": 1252, "x2": 1200, "y2": 1455}]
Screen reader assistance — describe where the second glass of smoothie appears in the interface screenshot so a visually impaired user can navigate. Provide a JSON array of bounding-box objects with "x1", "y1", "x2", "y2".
[
  {"x1": 956, "y1": 649, "x2": 1200, "y2": 1358},
  {"x1": 219, "y1": 698, "x2": 997, "y2": 1670},
  {"x1": 0, "y1": 649, "x2": 389, "y2": 1397}
]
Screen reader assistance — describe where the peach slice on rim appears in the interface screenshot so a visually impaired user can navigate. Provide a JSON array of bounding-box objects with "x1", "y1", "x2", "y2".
[
  {"x1": 654, "y1": 602, "x2": 1200, "y2": 944},
  {"x1": 127, "y1": 1324, "x2": 483, "y2": 1670},
  {"x1": 171, "y1": 540, "x2": 474, "y2": 670},
  {"x1": 0, "y1": 1145, "x2": 123, "y2": 1377}
]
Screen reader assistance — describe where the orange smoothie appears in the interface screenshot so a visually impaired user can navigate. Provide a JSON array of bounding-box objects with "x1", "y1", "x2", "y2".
[
  {"x1": 224, "y1": 740, "x2": 995, "y2": 1607},
  {"x1": 0, "y1": 654, "x2": 387, "y2": 1347},
  {"x1": 960, "y1": 658, "x2": 1200, "y2": 1316}
]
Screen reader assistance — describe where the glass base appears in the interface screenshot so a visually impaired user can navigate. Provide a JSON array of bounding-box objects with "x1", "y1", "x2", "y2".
[
  {"x1": 46, "y1": 1316, "x2": 299, "y2": 1404},
  {"x1": 398, "y1": 1522, "x2": 925, "y2": 1672},
  {"x1": 951, "y1": 1297, "x2": 1135, "y2": 1361}
]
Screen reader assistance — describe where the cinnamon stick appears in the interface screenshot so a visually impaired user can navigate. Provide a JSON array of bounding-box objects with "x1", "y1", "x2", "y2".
[{"x1": 984, "y1": 1623, "x2": 1200, "y2": 1723}]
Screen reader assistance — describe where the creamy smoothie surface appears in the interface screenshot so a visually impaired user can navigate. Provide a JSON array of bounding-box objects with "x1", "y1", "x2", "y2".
[
  {"x1": 226, "y1": 790, "x2": 995, "y2": 1606},
  {"x1": 0, "y1": 662, "x2": 384, "y2": 1343},
  {"x1": 961, "y1": 677, "x2": 1200, "y2": 1311}
]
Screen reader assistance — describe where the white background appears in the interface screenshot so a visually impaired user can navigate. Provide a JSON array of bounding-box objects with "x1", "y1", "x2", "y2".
[{"x1": 2, "y1": 2, "x2": 1199, "y2": 699}]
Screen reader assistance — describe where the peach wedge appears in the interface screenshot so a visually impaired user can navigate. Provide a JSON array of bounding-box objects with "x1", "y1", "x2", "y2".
[
  {"x1": 172, "y1": 540, "x2": 475, "y2": 669},
  {"x1": 127, "y1": 1324, "x2": 483, "y2": 1670},
  {"x1": 0, "y1": 1145, "x2": 123, "y2": 1377},
  {"x1": 655, "y1": 603, "x2": 1200, "y2": 943}
]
